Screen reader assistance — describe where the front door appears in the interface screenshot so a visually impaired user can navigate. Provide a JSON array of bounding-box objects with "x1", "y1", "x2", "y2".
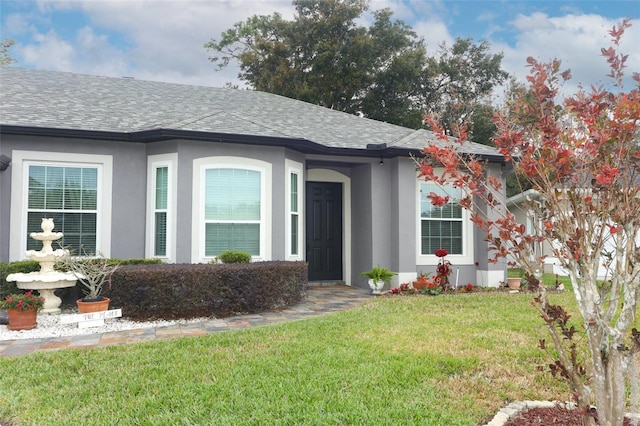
[{"x1": 306, "y1": 182, "x2": 343, "y2": 281}]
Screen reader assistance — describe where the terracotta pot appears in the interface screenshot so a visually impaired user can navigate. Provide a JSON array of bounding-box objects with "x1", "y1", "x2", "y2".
[
  {"x1": 7, "y1": 309, "x2": 38, "y2": 331},
  {"x1": 413, "y1": 280, "x2": 426, "y2": 290},
  {"x1": 76, "y1": 297, "x2": 110, "y2": 314},
  {"x1": 507, "y1": 278, "x2": 522, "y2": 290}
]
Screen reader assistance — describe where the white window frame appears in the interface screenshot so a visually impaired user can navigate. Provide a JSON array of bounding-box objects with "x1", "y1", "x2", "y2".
[
  {"x1": 9, "y1": 150, "x2": 113, "y2": 261},
  {"x1": 146, "y1": 154, "x2": 177, "y2": 262},
  {"x1": 416, "y1": 174, "x2": 474, "y2": 266},
  {"x1": 285, "y1": 159, "x2": 304, "y2": 260},
  {"x1": 191, "y1": 156, "x2": 272, "y2": 263}
]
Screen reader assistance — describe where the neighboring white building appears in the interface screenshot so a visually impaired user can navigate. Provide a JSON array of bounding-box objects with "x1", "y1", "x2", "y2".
[{"x1": 507, "y1": 189, "x2": 640, "y2": 279}]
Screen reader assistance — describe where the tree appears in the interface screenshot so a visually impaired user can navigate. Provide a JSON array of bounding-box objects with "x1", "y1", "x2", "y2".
[
  {"x1": 205, "y1": 0, "x2": 507, "y2": 130},
  {"x1": 420, "y1": 20, "x2": 639, "y2": 426},
  {"x1": 1, "y1": 37, "x2": 16, "y2": 65},
  {"x1": 424, "y1": 38, "x2": 508, "y2": 138},
  {"x1": 205, "y1": 0, "x2": 423, "y2": 118}
]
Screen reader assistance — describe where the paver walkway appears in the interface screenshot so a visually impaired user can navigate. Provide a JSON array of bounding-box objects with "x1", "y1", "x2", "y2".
[{"x1": 0, "y1": 285, "x2": 373, "y2": 357}]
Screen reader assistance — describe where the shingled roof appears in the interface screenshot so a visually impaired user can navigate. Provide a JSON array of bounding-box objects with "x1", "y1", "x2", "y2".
[{"x1": 0, "y1": 66, "x2": 502, "y2": 160}]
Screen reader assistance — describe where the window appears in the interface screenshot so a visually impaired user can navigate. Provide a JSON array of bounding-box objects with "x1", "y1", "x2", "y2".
[
  {"x1": 289, "y1": 169, "x2": 302, "y2": 257},
  {"x1": 204, "y1": 168, "x2": 261, "y2": 256},
  {"x1": 26, "y1": 165, "x2": 98, "y2": 253},
  {"x1": 10, "y1": 151, "x2": 112, "y2": 262},
  {"x1": 420, "y1": 182, "x2": 463, "y2": 255},
  {"x1": 290, "y1": 172, "x2": 299, "y2": 255},
  {"x1": 285, "y1": 159, "x2": 303, "y2": 261},
  {"x1": 146, "y1": 154, "x2": 176, "y2": 261},
  {"x1": 192, "y1": 156, "x2": 271, "y2": 263},
  {"x1": 154, "y1": 166, "x2": 168, "y2": 256}
]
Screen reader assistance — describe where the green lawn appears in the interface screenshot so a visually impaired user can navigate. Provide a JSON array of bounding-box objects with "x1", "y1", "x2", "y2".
[{"x1": 0, "y1": 285, "x2": 591, "y2": 425}]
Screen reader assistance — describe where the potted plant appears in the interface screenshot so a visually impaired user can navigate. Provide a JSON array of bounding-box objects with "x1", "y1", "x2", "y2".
[
  {"x1": 413, "y1": 272, "x2": 428, "y2": 290},
  {"x1": 0, "y1": 291, "x2": 45, "y2": 330},
  {"x1": 360, "y1": 265, "x2": 396, "y2": 294},
  {"x1": 507, "y1": 277, "x2": 522, "y2": 290},
  {"x1": 56, "y1": 253, "x2": 119, "y2": 313},
  {"x1": 507, "y1": 268, "x2": 524, "y2": 290}
]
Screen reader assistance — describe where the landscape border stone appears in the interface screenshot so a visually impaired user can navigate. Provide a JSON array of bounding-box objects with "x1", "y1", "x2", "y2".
[
  {"x1": 484, "y1": 400, "x2": 556, "y2": 426},
  {"x1": 484, "y1": 400, "x2": 640, "y2": 426}
]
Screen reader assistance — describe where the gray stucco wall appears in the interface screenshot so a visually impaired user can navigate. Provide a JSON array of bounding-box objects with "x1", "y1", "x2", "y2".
[
  {"x1": 111, "y1": 142, "x2": 148, "y2": 258},
  {"x1": 394, "y1": 157, "x2": 418, "y2": 274},
  {"x1": 0, "y1": 138, "x2": 10, "y2": 262},
  {"x1": 350, "y1": 163, "x2": 372, "y2": 287},
  {"x1": 1, "y1": 135, "x2": 294, "y2": 263},
  {"x1": 155, "y1": 140, "x2": 289, "y2": 263},
  {"x1": 370, "y1": 160, "x2": 392, "y2": 267},
  {"x1": 1, "y1": 134, "x2": 148, "y2": 261},
  {"x1": 472, "y1": 162, "x2": 508, "y2": 283}
]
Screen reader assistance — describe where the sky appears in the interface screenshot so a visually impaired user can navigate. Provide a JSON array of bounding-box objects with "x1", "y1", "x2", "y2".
[{"x1": 1, "y1": 0, "x2": 639, "y2": 100}]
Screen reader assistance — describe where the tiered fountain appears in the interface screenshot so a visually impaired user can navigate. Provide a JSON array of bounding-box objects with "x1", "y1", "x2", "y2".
[{"x1": 6, "y1": 218, "x2": 77, "y2": 314}]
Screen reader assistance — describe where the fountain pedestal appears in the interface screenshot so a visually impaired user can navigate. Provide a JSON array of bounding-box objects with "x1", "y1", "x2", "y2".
[{"x1": 6, "y1": 218, "x2": 77, "y2": 314}]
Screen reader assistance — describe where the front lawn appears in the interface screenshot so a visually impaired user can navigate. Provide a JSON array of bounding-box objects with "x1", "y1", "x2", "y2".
[{"x1": 0, "y1": 286, "x2": 588, "y2": 425}]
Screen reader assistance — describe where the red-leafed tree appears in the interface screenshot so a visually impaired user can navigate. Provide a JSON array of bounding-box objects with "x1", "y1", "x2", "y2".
[{"x1": 419, "y1": 20, "x2": 639, "y2": 426}]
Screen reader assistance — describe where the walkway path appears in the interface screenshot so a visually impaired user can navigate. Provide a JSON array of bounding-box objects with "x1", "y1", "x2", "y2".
[{"x1": 0, "y1": 286, "x2": 373, "y2": 357}]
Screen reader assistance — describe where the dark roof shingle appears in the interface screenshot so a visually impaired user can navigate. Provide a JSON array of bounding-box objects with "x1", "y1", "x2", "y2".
[{"x1": 0, "y1": 67, "x2": 501, "y2": 158}]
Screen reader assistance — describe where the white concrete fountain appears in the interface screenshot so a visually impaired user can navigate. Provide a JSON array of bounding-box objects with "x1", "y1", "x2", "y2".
[{"x1": 6, "y1": 218, "x2": 77, "y2": 314}]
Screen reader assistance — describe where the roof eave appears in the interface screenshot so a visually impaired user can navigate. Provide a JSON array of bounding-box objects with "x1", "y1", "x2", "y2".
[
  {"x1": 0, "y1": 125, "x2": 504, "y2": 162},
  {"x1": 0, "y1": 125, "x2": 390, "y2": 158}
]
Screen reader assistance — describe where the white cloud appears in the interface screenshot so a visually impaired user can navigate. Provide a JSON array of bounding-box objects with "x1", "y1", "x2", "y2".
[
  {"x1": 18, "y1": 24, "x2": 129, "y2": 78},
  {"x1": 10, "y1": 1, "x2": 297, "y2": 86},
  {"x1": 510, "y1": 11, "x2": 556, "y2": 31},
  {"x1": 5, "y1": 0, "x2": 638, "y2": 96},
  {"x1": 20, "y1": 29, "x2": 75, "y2": 71},
  {"x1": 498, "y1": 13, "x2": 639, "y2": 95},
  {"x1": 413, "y1": 19, "x2": 454, "y2": 50},
  {"x1": 477, "y1": 12, "x2": 496, "y2": 23},
  {"x1": 2, "y1": 12, "x2": 35, "y2": 35},
  {"x1": 70, "y1": 0, "x2": 297, "y2": 86}
]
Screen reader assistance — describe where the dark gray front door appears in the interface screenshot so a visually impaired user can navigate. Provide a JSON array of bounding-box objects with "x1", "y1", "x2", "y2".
[{"x1": 306, "y1": 182, "x2": 343, "y2": 281}]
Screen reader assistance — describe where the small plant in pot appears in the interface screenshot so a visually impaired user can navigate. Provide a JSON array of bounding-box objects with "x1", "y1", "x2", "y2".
[
  {"x1": 56, "y1": 250, "x2": 118, "y2": 313},
  {"x1": 1, "y1": 291, "x2": 45, "y2": 330},
  {"x1": 360, "y1": 265, "x2": 396, "y2": 295}
]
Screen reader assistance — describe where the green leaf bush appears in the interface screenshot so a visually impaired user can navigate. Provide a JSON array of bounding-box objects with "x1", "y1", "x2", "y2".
[
  {"x1": 215, "y1": 250, "x2": 252, "y2": 264},
  {"x1": 0, "y1": 260, "x2": 40, "y2": 299}
]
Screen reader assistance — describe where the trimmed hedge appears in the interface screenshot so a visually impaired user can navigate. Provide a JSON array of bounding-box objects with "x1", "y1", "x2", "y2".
[
  {"x1": 104, "y1": 261, "x2": 308, "y2": 321},
  {"x1": 2, "y1": 259, "x2": 307, "y2": 320}
]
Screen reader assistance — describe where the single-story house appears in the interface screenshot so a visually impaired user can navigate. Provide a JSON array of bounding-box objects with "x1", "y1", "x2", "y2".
[{"x1": 0, "y1": 67, "x2": 507, "y2": 289}]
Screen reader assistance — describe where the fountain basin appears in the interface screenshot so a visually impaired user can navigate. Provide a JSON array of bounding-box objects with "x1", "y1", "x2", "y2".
[
  {"x1": 8, "y1": 271, "x2": 77, "y2": 314},
  {"x1": 5, "y1": 219, "x2": 78, "y2": 316}
]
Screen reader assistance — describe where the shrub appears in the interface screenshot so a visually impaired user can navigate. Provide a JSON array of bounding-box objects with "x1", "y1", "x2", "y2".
[
  {"x1": 112, "y1": 258, "x2": 165, "y2": 266},
  {"x1": 53, "y1": 257, "x2": 164, "y2": 304},
  {"x1": 215, "y1": 250, "x2": 252, "y2": 264},
  {"x1": 104, "y1": 261, "x2": 308, "y2": 320}
]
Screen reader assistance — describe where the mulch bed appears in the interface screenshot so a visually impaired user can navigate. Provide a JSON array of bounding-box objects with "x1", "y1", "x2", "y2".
[{"x1": 504, "y1": 405, "x2": 636, "y2": 425}]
